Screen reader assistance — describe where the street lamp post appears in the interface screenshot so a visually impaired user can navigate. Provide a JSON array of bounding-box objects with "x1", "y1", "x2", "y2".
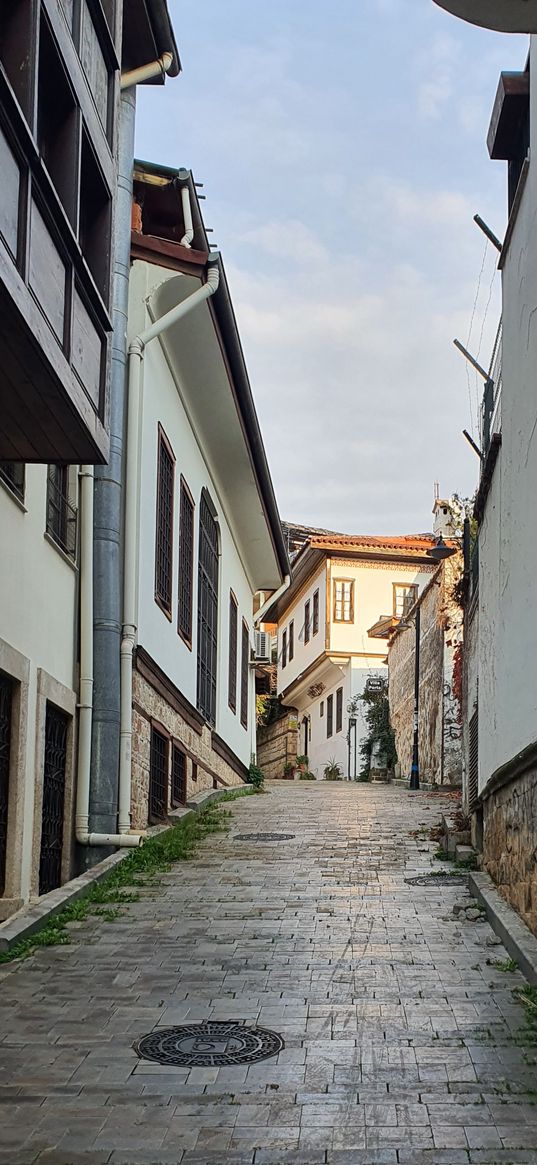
[{"x1": 410, "y1": 605, "x2": 421, "y2": 791}]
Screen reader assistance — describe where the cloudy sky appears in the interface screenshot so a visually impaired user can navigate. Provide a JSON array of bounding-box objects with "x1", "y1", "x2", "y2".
[{"x1": 135, "y1": 1, "x2": 525, "y2": 535}]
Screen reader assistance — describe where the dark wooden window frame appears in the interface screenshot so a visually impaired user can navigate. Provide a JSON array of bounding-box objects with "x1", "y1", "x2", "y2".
[
  {"x1": 192, "y1": 760, "x2": 198, "y2": 782},
  {"x1": 320, "y1": 700, "x2": 324, "y2": 718},
  {"x1": 154, "y1": 424, "x2": 175, "y2": 621},
  {"x1": 313, "y1": 589, "x2": 319, "y2": 636},
  {"x1": 196, "y1": 488, "x2": 219, "y2": 727},
  {"x1": 240, "y1": 619, "x2": 249, "y2": 730},
  {"x1": 0, "y1": 462, "x2": 25, "y2": 503},
  {"x1": 177, "y1": 475, "x2": 194, "y2": 648},
  {"x1": 228, "y1": 590, "x2": 238, "y2": 713},
  {"x1": 336, "y1": 687, "x2": 343, "y2": 734},
  {"x1": 282, "y1": 628, "x2": 287, "y2": 669},
  {"x1": 333, "y1": 579, "x2": 354, "y2": 623},
  {"x1": 326, "y1": 693, "x2": 333, "y2": 739},
  {"x1": 46, "y1": 464, "x2": 77, "y2": 560},
  {"x1": 304, "y1": 599, "x2": 311, "y2": 645}
]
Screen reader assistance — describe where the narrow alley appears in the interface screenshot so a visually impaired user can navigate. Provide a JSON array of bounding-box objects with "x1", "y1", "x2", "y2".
[{"x1": 1, "y1": 784, "x2": 536, "y2": 1165}]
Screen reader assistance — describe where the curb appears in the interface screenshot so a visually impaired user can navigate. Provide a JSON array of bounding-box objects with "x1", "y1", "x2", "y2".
[
  {"x1": 0, "y1": 784, "x2": 250, "y2": 955},
  {"x1": 469, "y1": 870, "x2": 537, "y2": 985}
]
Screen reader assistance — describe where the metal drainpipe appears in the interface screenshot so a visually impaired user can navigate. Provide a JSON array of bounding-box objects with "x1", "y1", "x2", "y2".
[{"x1": 84, "y1": 87, "x2": 137, "y2": 869}]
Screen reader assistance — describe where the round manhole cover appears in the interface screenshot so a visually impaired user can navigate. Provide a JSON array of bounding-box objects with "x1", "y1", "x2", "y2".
[
  {"x1": 405, "y1": 873, "x2": 467, "y2": 886},
  {"x1": 134, "y1": 1022, "x2": 284, "y2": 1066},
  {"x1": 235, "y1": 832, "x2": 295, "y2": 842}
]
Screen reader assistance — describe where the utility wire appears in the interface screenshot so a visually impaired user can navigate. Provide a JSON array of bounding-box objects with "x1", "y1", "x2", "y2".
[{"x1": 465, "y1": 239, "x2": 488, "y2": 439}]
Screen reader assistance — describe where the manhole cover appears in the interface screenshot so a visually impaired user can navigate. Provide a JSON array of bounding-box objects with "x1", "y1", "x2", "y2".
[
  {"x1": 134, "y1": 1022, "x2": 284, "y2": 1066},
  {"x1": 235, "y1": 832, "x2": 295, "y2": 842},
  {"x1": 405, "y1": 873, "x2": 467, "y2": 886}
]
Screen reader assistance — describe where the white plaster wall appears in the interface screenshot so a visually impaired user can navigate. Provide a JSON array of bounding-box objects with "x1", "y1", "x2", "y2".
[
  {"x1": 477, "y1": 38, "x2": 537, "y2": 787},
  {"x1": 277, "y1": 565, "x2": 326, "y2": 693},
  {"x1": 292, "y1": 667, "x2": 350, "y2": 778},
  {"x1": 328, "y1": 561, "x2": 434, "y2": 658},
  {"x1": 0, "y1": 467, "x2": 77, "y2": 895},
  {"x1": 133, "y1": 271, "x2": 256, "y2": 769}
]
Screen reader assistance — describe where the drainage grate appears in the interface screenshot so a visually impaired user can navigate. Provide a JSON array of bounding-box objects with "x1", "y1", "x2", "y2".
[
  {"x1": 134, "y1": 1022, "x2": 284, "y2": 1066},
  {"x1": 235, "y1": 832, "x2": 295, "y2": 842},
  {"x1": 405, "y1": 873, "x2": 467, "y2": 886}
]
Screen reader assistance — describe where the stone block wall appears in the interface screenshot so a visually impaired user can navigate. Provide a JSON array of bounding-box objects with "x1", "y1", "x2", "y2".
[
  {"x1": 132, "y1": 666, "x2": 243, "y2": 831},
  {"x1": 483, "y1": 770, "x2": 537, "y2": 937},
  {"x1": 257, "y1": 712, "x2": 298, "y2": 780}
]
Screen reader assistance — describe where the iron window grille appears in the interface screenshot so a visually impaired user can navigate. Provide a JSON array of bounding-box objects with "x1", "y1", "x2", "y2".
[
  {"x1": 39, "y1": 703, "x2": 68, "y2": 895},
  {"x1": 177, "y1": 478, "x2": 194, "y2": 645},
  {"x1": 468, "y1": 708, "x2": 479, "y2": 812},
  {"x1": 228, "y1": 591, "x2": 238, "y2": 712},
  {"x1": 149, "y1": 726, "x2": 168, "y2": 823},
  {"x1": 171, "y1": 744, "x2": 186, "y2": 808},
  {"x1": 192, "y1": 761, "x2": 198, "y2": 782},
  {"x1": 326, "y1": 694, "x2": 333, "y2": 738},
  {"x1": 289, "y1": 620, "x2": 294, "y2": 661},
  {"x1": 155, "y1": 427, "x2": 175, "y2": 617},
  {"x1": 197, "y1": 490, "x2": 219, "y2": 726},
  {"x1": 336, "y1": 687, "x2": 343, "y2": 734},
  {"x1": 0, "y1": 671, "x2": 13, "y2": 897},
  {"x1": 0, "y1": 462, "x2": 25, "y2": 502},
  {"x1": 313, "y1": 589, "x2": 319, "y2": 635},
  {"x1": 304, "y1": 600, "x2": 311, "y2": 644},
  {"x1": 241, "y1": 620, "x2": 249, "y2": 730},
  {"x1": 334, "y1": 580, "x2": 354, "y2": 622},
  {"x1": 46, "y1": 465, "x2": 77, "y2": 559},
  {"x1": 282, "y1": 629, "x2": 287, "y2": 669}
]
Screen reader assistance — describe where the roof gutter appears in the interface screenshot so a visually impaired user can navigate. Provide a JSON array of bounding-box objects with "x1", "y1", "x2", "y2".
[{"x1": 121, "y1": 50, "x2": 173, "y2": 90}]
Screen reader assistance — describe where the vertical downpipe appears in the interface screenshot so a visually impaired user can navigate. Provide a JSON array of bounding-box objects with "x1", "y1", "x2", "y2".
[{"x1": 85, "y1": 87, "x2": 137, "y2": 867}]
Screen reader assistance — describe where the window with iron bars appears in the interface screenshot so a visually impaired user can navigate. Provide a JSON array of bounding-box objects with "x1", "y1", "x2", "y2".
[
  {"x1": 228, "y1": 591, "x2": 238, "y2": 713},
  {"x1": 46, "y1": 465, "x2": 77, "y2": 559},
  {"x1": 0, "y1": 462, "x2": 25, "y2": 502}
]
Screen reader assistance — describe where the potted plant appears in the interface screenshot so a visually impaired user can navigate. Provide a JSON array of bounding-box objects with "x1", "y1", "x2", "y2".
[
  {"x1": 296, "y1": 754, "x2": 309, "y2": 775},
  {"x1": 283, "y1": 761, "x2": 295, "y2": 780},
  {"x1": 323, "y1": 758, "x2": 343, "y2": 781}
]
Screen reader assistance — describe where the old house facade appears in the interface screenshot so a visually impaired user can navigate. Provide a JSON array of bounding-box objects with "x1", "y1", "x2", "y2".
[
  {"x1": 126, "y1": 161, "x2": 288, "y2": 827},
  {"x1": 265, "y1": 533, "x2": 438, "y2": 779},
  {"x1": 0, "y1": 2, "x2": 180, "y2": 915}
]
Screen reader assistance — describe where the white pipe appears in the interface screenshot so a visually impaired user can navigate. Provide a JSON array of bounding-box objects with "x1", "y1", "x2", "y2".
[
  {"x1": 76, "y1": 466, "x2": 144, "y2": 847},
  {"x1": 254, "y1": 575, "x2": 291, "y2": 626},
  {"x1": 120, "y1": 51, "x2": 173, "y2": 91},
  {"x1": 180, "y1": 186, "x2": 194, "y2": 248},
  {"x1": 119, "y1": 260, "x2": 221, "y2": 831}
]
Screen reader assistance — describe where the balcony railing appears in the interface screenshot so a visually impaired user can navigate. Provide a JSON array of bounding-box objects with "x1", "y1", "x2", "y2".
[{"x1": 481, "y1": 319, "x2": 502, "y2": 456}]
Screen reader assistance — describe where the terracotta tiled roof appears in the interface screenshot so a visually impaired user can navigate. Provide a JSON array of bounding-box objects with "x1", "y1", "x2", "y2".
[{"x1": 306, "y1": 533, "x2": 438, "y2": 553}]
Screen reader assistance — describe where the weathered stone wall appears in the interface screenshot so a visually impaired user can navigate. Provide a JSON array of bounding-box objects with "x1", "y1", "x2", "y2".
[
  {"x1": 132, "y1": 667, "x2": 243, "y2": 831},
  {"x1": 483, "y1": 771, "x2": 537, "y2": 937},
  {"x1": 257, "y1": 712, "x2": 298, "y2": 780},
  {"x1": 388, "y1": 554, "x2": 463, "y2": 785}
]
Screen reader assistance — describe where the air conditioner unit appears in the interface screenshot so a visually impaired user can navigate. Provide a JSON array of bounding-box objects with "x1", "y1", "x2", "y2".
[{"x1": 255, "y1": 631, "x2": 270, "y2": 661}]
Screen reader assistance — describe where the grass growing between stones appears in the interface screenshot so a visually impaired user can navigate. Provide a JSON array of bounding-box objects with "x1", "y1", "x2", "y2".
[{"x1": 0, "y1": 800, "x2": 234, "y2": 965}]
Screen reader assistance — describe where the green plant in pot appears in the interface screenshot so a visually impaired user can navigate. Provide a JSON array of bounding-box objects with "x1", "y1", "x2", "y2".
[
  {"x1": 323, "y1": 758, "x2": 343, "y2": 781},
  {"x1": 296, "y1": 754, "x2": 308, "y2": 774},
  {"x1": 283, "y1": 761, "x2": 295, "y2": 780}
]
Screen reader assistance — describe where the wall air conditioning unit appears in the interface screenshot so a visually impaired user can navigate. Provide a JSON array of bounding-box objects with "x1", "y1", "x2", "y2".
[{"x1": 255, "y1": 631, "x2": 270, "y2": 662}]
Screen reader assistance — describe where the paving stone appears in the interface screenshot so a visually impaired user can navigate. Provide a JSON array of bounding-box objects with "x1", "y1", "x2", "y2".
[{"x1": 1, "y1": 785, "x2": 537, "y2": 1160}]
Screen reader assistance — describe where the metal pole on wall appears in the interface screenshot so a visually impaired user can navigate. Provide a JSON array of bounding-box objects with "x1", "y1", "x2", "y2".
[{"x1": 410, "y1": 606, "x2": 421, "y2": 790}]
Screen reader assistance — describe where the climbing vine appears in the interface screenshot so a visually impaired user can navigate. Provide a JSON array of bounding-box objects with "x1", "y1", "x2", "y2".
[{"x1": 353, "y1": 679, "x2": 397, "y2": 781}]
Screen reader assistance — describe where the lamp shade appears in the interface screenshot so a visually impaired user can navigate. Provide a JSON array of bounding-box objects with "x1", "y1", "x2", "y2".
[
  {"x1": 427, "y1": 536, "x2": 457, "y2": 561},
  {"x1": 432, "y1": 0, "x2": 537, "y2": 32}
]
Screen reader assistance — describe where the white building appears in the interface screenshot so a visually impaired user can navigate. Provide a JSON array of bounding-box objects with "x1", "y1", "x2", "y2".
[
  {"x1": 127, "y1": 161, "x2": 288, "y2": 826},
  {"x1": 266, "y1": 532, "x2": 438, "y2": 779}
]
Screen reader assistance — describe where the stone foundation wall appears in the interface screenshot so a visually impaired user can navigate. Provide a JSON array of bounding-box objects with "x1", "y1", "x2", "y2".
[
  {"x1": 483, "y1": 769, "x2": 537, "y2": 937},
  {"x1": 132, "y1": 667, "x2": 244, "y2": 831},
  {"x1": 257, "y1": 712, "x2": 298, "y2": 780}
]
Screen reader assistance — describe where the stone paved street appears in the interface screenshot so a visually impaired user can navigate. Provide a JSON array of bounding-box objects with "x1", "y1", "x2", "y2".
[{"x1": 1, "y1": 783, "x2": 537, "y2": 1165}]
